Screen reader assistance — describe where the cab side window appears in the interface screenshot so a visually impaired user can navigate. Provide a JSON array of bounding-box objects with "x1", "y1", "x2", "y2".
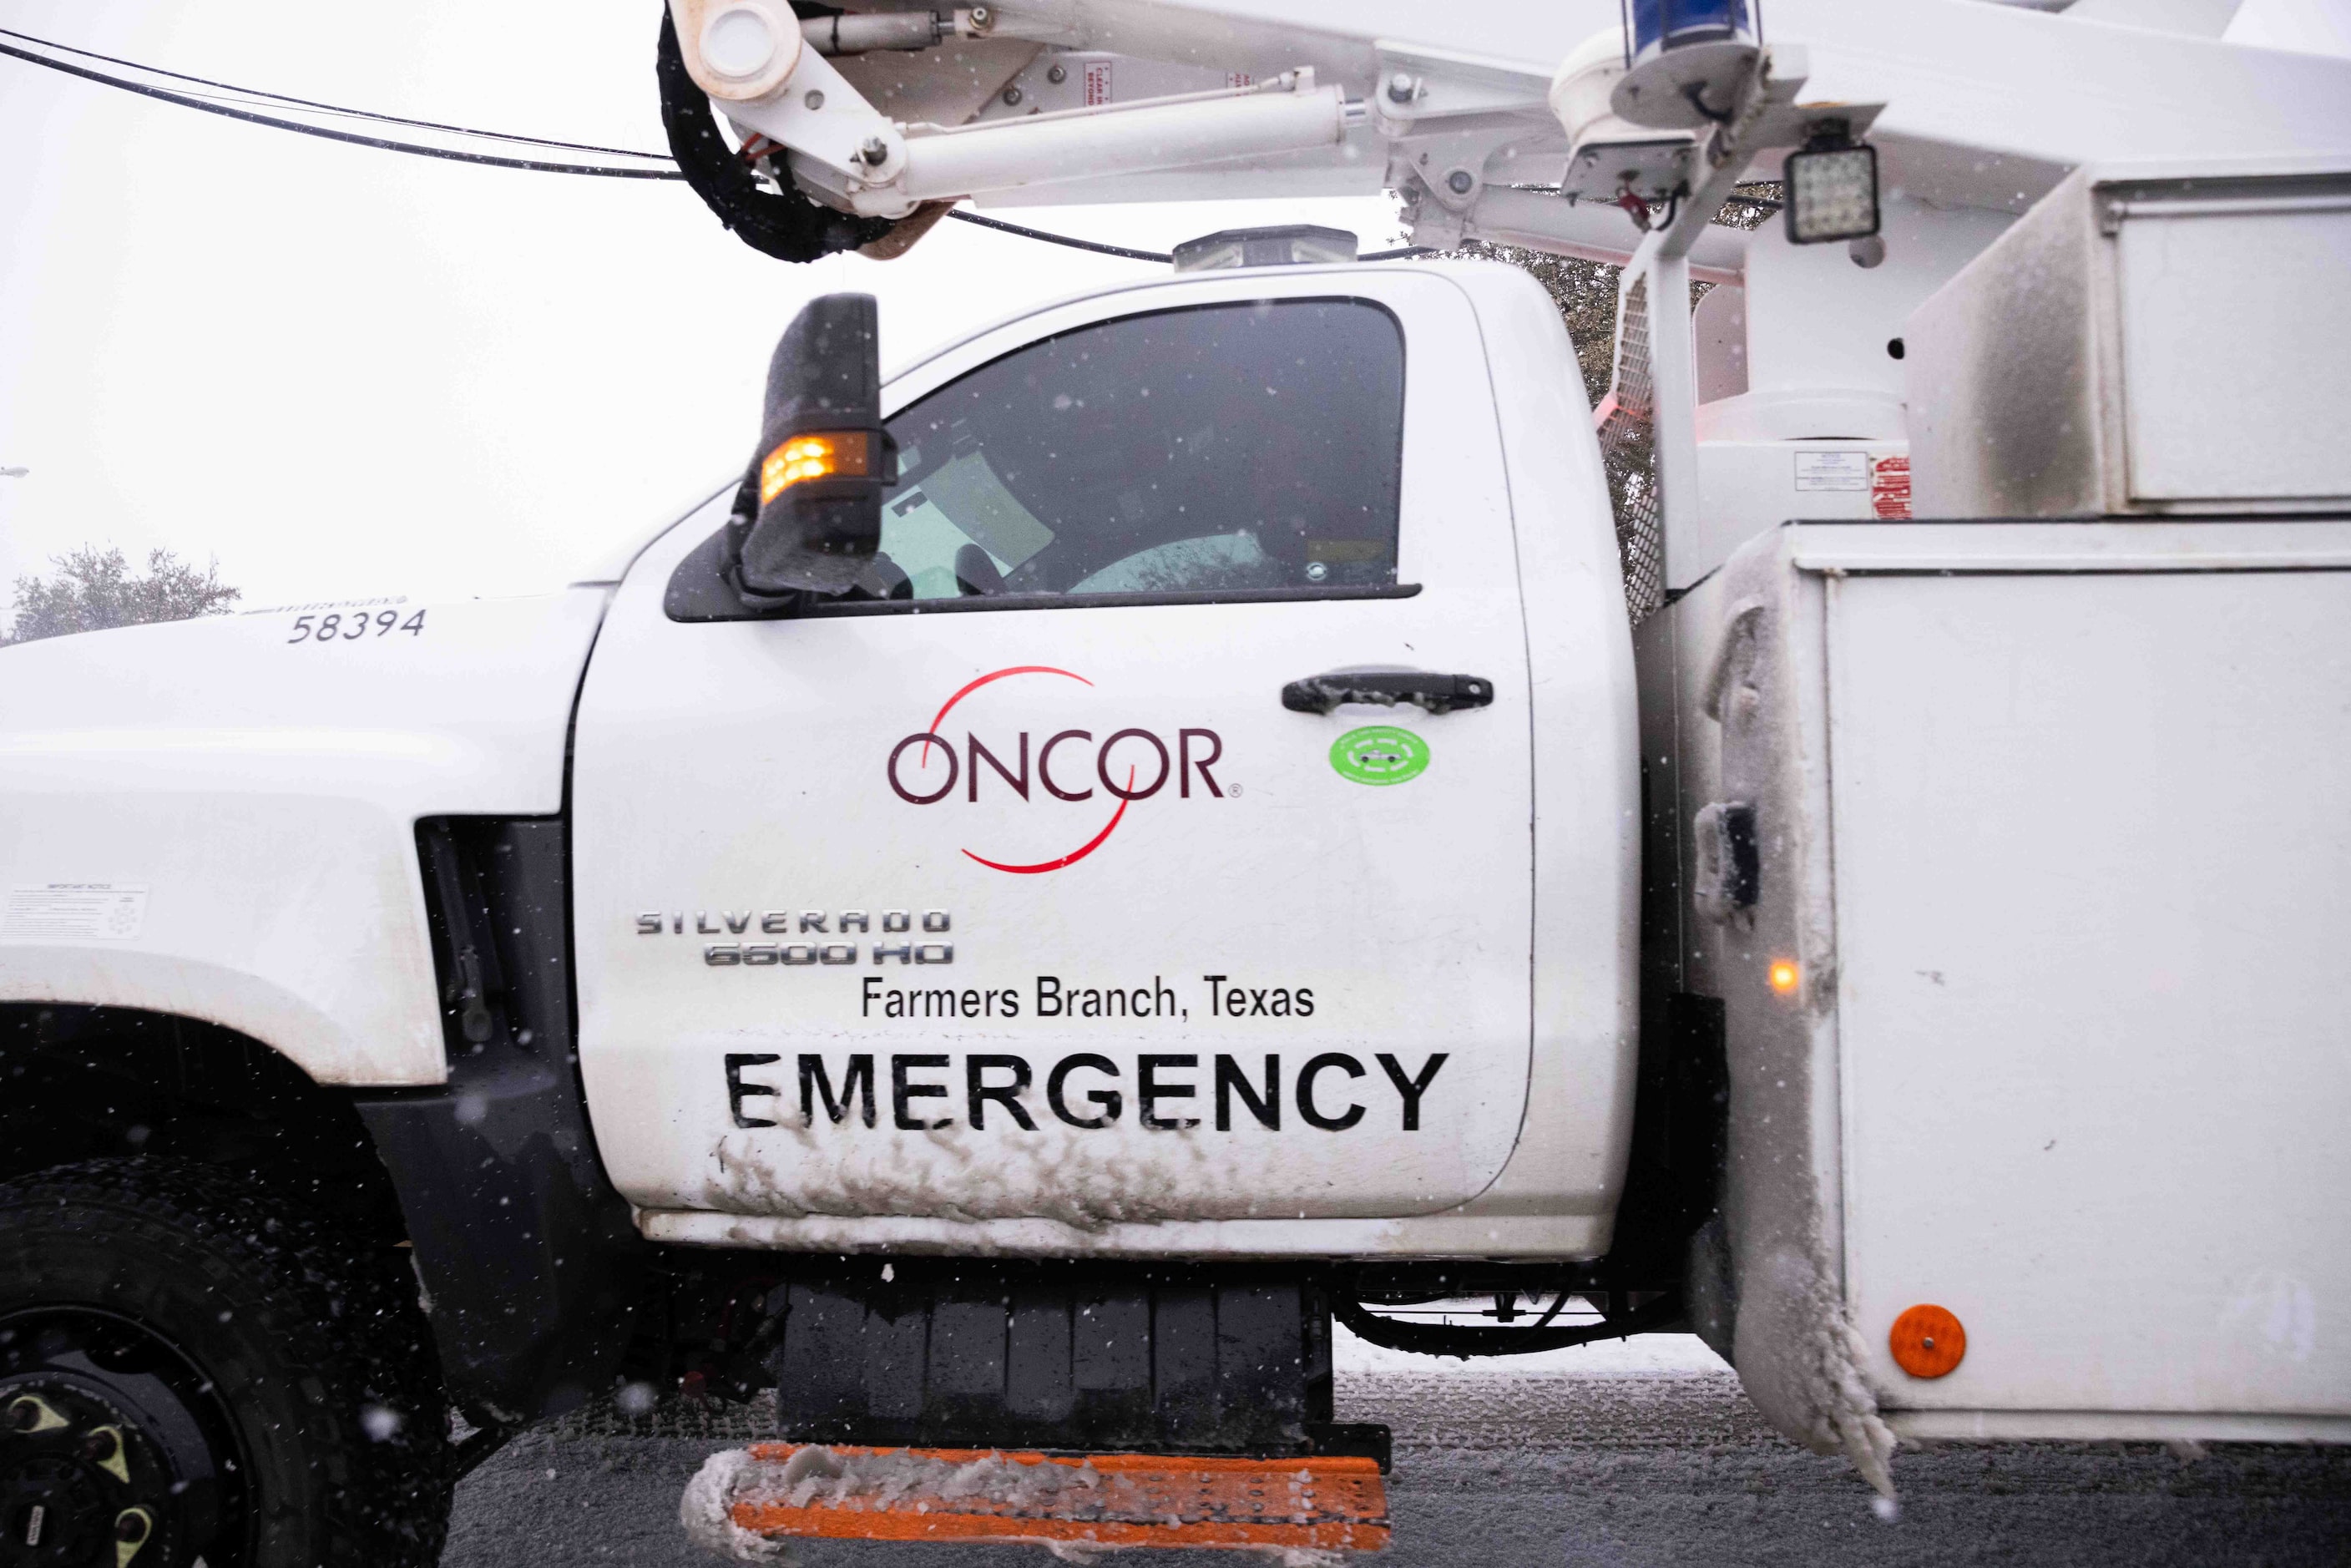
[{"x1": 871, "y1": 300, "x2": 1405, "y2": 604}]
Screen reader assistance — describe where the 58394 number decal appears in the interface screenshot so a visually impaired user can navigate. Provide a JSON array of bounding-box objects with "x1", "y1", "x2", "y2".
[{"x1": 286, "y1": 609, "x2": 426, "y2": 644}]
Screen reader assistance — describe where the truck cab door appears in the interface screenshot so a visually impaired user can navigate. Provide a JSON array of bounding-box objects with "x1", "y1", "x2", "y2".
[{"x1": 572, "y1": 269, "x2": 1537, "y2": 1235}]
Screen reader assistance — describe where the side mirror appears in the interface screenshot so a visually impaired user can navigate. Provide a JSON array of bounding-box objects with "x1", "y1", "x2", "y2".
[{"x1": 731, "y1": 293, "x2": 892, "y2": 597}]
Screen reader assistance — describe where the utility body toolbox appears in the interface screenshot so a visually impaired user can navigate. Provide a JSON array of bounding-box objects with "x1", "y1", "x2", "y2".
[{"x1": 1648, "y1": 517, "x2": 2351, "y2": 1446}]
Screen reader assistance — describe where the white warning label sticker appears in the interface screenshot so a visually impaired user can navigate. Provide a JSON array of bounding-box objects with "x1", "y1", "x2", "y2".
[
  {"x1": 1794, "y1": 450, "x2": 1870, "y2": 492},
  {"x1": 3, "y1": 883, "x2": 150, "y2": 941}
]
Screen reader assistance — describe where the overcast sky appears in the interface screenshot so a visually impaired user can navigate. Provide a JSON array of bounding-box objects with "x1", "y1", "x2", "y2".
[
  {"x1": 3, "y1": 1, "x2": 2345, "y2": 615},
  {"x1": 0, "y1": 0, "x2": 1403, "y2": 612}
]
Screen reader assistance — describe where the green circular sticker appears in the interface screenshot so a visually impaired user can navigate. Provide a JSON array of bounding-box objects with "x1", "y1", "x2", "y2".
[{"x1": 1330, "y1": 725, "x2": 1430, "y2": 787}]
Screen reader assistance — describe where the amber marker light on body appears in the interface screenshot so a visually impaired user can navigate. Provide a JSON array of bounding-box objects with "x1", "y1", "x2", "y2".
[
  {"x1": 1767, "y1": 959, "x2": 1800, "y2": 994},
  {"x1": 760, "y1": 431, "x2": 872, "y2": 503},
  {"x1": 1889, "y1": 1303, "x2": 1967, "y2": 1378}
]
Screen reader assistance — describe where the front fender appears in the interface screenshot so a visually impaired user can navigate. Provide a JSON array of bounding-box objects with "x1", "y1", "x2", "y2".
[{"x1": 0, "y1": 589, "x2": 608, "y2": 1085}]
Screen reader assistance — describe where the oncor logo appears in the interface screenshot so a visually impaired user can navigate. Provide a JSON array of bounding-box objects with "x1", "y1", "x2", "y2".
[{"x1": 886, "y1": 665, "x2": 1223, "y2": 875}]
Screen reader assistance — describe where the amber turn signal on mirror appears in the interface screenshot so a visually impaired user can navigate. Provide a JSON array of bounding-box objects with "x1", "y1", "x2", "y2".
[
  {"x1": 760, "y1": 431, "x2": 873, "y2": 504},
  {"x1": 1889, "y1": 1303, "x2": 1967, "y2": 1378},
  {"x1": 733, "y1": 292, "x2": 889, "y2": 598}
]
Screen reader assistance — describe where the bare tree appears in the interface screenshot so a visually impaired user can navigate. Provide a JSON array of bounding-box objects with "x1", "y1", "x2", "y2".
[
  {"x1": 5, "y1": 546, "x2": 242, "y2": 645},
  {"x1": 1435, "y1": 185, "x2": 1780, "y2": 406},
  {"x1": 1431, "y1": 186, "x2": 1782, "y2": 615}
]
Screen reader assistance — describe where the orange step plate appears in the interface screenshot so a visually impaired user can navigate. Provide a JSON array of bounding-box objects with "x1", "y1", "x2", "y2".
[{"x1": 687, "y1": 1443, "x2": 1390, "y2": 1553}]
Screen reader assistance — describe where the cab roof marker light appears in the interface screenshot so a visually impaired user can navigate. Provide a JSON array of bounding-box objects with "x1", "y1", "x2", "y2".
[
  {"x1": 1171, "y1": 225, "x2": 1357, "y2": 272},
  {"x1": 1767, "y1": 959, "x2": 1799, "y2": 994}
]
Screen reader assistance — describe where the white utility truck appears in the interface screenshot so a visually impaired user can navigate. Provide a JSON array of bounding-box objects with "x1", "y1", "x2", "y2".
[{"x1": 4, "y1": 1, "x2": 2349, "y2": 1560}]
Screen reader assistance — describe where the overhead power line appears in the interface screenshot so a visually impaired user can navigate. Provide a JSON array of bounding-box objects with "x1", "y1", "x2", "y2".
[
  {"x1": 944, "y1": 210, "x2": 1174, "y2": 263},
  {"x1": 0, "y1": 28, "x2": 1430, "y2": 263},
  {"x1": 0, "y1": 34, "x2": 679, "y2": 178},
  {"x1": 0, "y1": 25, "x2": 675, "y2": 160}
]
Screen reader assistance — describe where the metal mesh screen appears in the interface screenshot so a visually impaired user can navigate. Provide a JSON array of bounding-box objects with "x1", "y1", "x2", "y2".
[{"x1": 1595, "y1": 273, "x2": 1665, "y2": 623}]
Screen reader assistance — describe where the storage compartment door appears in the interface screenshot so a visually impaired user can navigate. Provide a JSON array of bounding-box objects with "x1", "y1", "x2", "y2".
[{"x1": 1829, "y1": 565, "x2": 2351, "y2": 1416}]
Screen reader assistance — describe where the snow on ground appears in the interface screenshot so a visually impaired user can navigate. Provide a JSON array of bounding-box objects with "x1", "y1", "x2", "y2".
[
  {"x1": 1332, "y1": 1322, "x2": 1729, "y2": 1379},
  {"x1": 447, "y1": 1328, "x2": 2351, "y2": 1567}
]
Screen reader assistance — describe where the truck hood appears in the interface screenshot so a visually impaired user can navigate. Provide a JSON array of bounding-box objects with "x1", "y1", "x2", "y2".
[{"x1": 0, "y1": 589, "x2": 609, "y2": 815}]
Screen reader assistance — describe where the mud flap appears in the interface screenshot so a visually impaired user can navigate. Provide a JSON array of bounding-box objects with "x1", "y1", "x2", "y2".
[
  {"x1": 682, "y1": 1444, "x2": 1389, "y2": 1557},
  {"x1": 359, "y1": 817, "x2": 646, "y2": 1427}
]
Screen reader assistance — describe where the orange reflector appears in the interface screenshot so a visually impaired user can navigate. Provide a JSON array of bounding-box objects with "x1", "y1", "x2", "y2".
[
  {"x1": 759, "y1": 430, "x2": 871, "y2": 503},
  {"x1": 710, "y1": 1444, "x2": 1389, "y2": 1554},
  {"x1": 1888, "y1": 1303, "x2": 1967, "y2": 1378},
  {"x1": 1767, "y1": 959, "x2": 1800, "y2": 994}
]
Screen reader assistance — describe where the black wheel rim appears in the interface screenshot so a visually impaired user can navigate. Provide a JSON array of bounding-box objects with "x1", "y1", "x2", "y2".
[{"x1": 0, "y1": 1308, "x2": 250, "y2": 1567}]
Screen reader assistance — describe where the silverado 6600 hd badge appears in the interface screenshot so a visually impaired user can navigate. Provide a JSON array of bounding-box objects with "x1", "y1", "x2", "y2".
[{"x1": 637, "y1": 908, "x2": 953, "y2": 967}]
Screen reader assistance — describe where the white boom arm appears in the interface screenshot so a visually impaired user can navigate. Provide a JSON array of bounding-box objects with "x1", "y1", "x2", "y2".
[{"x1": 667, "y1": 0, "x2": 2351, "y2": 251}]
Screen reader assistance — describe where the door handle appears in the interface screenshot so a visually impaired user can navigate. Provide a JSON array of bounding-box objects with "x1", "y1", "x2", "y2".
[{"x1": 1281, "y1": 668, "x2": 1494, "y2": 716}]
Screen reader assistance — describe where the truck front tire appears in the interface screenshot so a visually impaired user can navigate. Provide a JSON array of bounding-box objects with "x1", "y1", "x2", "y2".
[{"x1": 0, "y1": 1158, "x2": 453, "y2": 1566}]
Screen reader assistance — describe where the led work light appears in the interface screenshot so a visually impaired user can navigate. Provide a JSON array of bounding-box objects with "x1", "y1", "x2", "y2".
[{"x1": 1783, "y1": 134, "x2": 1880, "y2": 245}]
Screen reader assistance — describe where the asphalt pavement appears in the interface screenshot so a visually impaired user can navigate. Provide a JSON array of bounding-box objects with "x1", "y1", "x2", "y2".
[{"x1": 443, "y1": 1333, "x2": 2351, "y2": 1567}]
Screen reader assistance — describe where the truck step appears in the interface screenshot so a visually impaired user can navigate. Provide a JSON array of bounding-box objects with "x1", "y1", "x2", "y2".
[
  {"x1": 758, "y1": 1263, "x2": 1360, "y2": 1459},
  {"x1": 682, "y1": 1442, "x2": 1391, "y2": 1555}
]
